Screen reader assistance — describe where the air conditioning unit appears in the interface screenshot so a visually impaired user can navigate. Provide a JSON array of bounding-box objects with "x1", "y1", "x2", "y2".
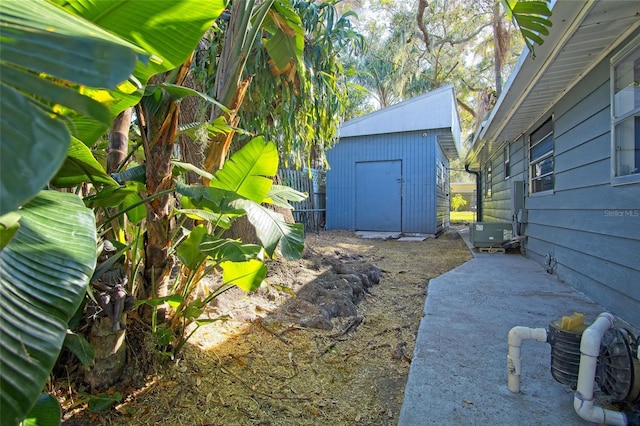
[{"x1": 470, "y1": 222, "x2": 513, "y2": 248}]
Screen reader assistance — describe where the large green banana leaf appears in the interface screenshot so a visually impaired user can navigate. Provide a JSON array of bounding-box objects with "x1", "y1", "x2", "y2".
[
  {"x1": 236, "y1": 199, "x2": 304, "y2": 260},
  {"x1": 51, "y1": 0, "x2": 227, "y2": 145},
  {"x1": 0, "y1": 0, "x2": 141, "y2": 215},
  {"x1": 0, "y1": 191, "x2": 97, "y2": 425},
  {"x1": 175, "y1": 137, "x2": 304, "y2": 260},
  {"x1": 502, "y1": 0, "x2": 552, "y2": 56},
  {"x1": 53, "y1": 0, "x2": 226, "y2": 85},
  {"x1": 220, "y1": 259, "x2": 267, "y2": 292},
  {"x1": 0, "y1": 0, "x2": 143, "y2": 87},
  {"x1": 209, "y1": 137, "x2": 304, "y2": 259},
  {"x1": 0, "y1": 0, "x2": 227, "y2": 216},
  {"x1": 51, "y1": 138, "x2": 118, "y2": 188},
  {"x1": 209, "y1": 136, "x2": 279, "y2": 202}
]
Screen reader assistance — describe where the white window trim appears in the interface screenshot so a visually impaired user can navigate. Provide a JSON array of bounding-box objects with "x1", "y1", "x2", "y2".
[
  {"x1": 610, "y1": 34, "x2": 640, "y2": 186},
  {"x1": 436, "y1": 161, "x2": 445, "y2": 190},
  {"x1": 504, "y1": 143, "x2": 511, "y2": 180},
  {"x1": 528, "y1": 118, "x2": 555, "y2": 195},
  {"x1": 485, "y1": 165, "x2": 492, "y2": 198}
]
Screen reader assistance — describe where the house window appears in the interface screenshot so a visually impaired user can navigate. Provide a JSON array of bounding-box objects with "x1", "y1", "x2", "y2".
[
  {"x1": 611, "y1": 36, "x2": 640, "y2": 184},
  {"x1": 504, "y1": 144, "x2": 511, "y2": 179},
  {"x1": 529, "y1": 118, "x2": 554, "y2": 193},
  {"x1": 485, "y1": 165, "x2": 492, "y2": 198}
]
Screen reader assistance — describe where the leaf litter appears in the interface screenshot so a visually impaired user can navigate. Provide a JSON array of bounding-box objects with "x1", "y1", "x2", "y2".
[{"x1": 58, "y1": 229, "x2": 471, "y2": 425}]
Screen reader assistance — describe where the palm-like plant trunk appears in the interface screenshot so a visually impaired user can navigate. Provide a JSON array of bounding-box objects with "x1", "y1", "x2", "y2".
[
  {"x1": 107, "y1": 108, "x2": 133, "y2": 172},
  {"x1": 85, "y1": 108, "x2": 133, "y2": 389},
  {"x1": 144, "y1": 103, "x2": 179, "y2": 308},
  {"x1": 142, "y1": 58, "x2": 192, "y2": 322}
]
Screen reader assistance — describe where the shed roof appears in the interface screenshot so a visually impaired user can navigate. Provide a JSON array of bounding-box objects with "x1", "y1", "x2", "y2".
[
  {"x1": 339, "y1": 85, "x2": 462, "y2": 160},
  {"x1": 467, "y1": 0, "x2": 640, "y2": 168}
]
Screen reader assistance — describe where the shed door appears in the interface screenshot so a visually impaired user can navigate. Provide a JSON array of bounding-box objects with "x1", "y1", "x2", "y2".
[{"x1": 355, "y1": 160, "x2": 402, "y2": 231}]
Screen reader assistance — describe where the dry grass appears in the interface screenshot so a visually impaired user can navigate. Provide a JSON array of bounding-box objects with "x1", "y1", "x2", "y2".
[{"x1": 58, "y1": 229, "x2": 472, "y2": 425}]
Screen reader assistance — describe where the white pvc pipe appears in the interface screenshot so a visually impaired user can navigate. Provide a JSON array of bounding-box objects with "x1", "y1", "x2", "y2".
[
  {"x1": 573, "y1": 312, "x2": 628, "y2": 425},
  {"x1": 507, "y1": 326, "x2": 548, "y2": 393}
]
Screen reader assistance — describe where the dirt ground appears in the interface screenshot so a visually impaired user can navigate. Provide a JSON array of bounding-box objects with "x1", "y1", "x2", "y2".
[{"x1": 59, "y1": 228, "x2": 472, "y2": 425}]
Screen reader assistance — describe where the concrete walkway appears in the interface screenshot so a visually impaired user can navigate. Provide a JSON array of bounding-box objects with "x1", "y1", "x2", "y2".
[{"x1": 398, "y1": 227, "x2": 617, "y2": 425}]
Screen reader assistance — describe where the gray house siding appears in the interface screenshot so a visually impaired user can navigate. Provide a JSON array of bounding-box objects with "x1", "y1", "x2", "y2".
[
  {"x1": 482, "y1": 138, "x2": 530, "y2": 224},
  {"x1": 326, "y1": 129, "x2": 449, "y2": 234},
  {"x1": 478, "y1": 46, "x2": 640, "y2": 326},
  {"x1": 467, "y1": 3, "x2": 640, "y2": 327},
  {"x1": 509, "y1": 137, "x2": 527, "y2": 183},
  {"x1": 482, "y1": 150, "x2": 511, "y2": 223}
]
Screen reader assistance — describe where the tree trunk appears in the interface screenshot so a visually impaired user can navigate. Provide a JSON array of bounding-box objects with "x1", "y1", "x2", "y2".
[
  {"x1": 142, "y1": 58, "x2": 192, "y2": 322},
  {"x1": 493, "y1": 1, "x2": 505, "y2": 96},
  {"x1": 84, "y1": 242, "x2": 130, "y2": 389},
  {"x1": 84, "y1": 109, "x2": 133, "y2": 389},
  {"x1": 84, "y1": 317, "x2": 127, "y2": 390},
  {"x1": 107, "y1": 108, "x2": 133, "y2": 173},
  {"x1": 144, "y1": 102, "x2": 179, "y2": 315},
  {"x1": 178, "y1": 74, "x2": 207, "y2": 184}
]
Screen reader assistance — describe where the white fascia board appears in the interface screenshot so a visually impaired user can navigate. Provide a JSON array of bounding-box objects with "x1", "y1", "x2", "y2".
[{"x1": 339, "y1": 85, "x2": 457, "y2": 138}]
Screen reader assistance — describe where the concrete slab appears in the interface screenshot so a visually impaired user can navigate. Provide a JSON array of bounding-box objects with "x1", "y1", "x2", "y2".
[
  {"x1": 355, "y1": 231, "x2": 401, "y2": 240},
  {"x1": 355, "y1": 232, "x2": 433, "y2": 241},
  {"x1": 398, "y1": 235, "x2": 428, "y2": 242},
  {"x1": 398, "y1": 229, "x2": 634, "y2": 425}
]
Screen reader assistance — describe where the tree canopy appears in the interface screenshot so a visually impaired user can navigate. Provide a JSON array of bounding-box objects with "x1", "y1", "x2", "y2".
[{"x1": 338, "y1": 0, "x2": 552, "y2": 142}]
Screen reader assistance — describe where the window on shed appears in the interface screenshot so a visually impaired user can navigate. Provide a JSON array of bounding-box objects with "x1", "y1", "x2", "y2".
[
  {"x1": 504, "y1": 144, "x2": 511, "y2": 179},
  {"x1": 611, "y1": 36, "x2": 640, "y2": 184},
  {"x1": 529, "y1": 118, "x2": 554, "y2": 193},
  {"x1": 436, "y1": 162, "x2": 445, "y2": 190},
  {"x1": 484, "y1": 165, "x2": 492, "y2": 198}
]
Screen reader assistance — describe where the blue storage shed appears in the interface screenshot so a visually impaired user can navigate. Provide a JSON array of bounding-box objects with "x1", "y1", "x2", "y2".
[{"x1": 326, "y1": 85, "x2": 461, "y2": 235}]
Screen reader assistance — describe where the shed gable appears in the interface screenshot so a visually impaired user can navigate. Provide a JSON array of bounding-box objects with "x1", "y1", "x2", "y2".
[{"x1": 339, "y1": 85, "x2": 461, "y2": 161}]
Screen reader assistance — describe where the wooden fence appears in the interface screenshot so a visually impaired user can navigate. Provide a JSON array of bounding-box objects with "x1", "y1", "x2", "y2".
[{"x1": 278, "y1": 168, "x2": 326, "y2": 233}]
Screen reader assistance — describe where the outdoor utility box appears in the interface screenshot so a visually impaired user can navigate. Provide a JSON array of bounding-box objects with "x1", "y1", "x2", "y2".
[{"x1": 469, "y1": 222, "x2": 513, "y2": 248}]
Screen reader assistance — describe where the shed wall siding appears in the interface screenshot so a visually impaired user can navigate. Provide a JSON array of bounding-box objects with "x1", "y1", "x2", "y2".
[
  {"x1": 326, "y1": 130, "x2": 448, "y2": 234},
  {"x1": 480, "y1": 48, "x2": 640, "y2": 327},
  {"x1": 435, "y1": 144, "x2": 450, "y2": 233}
]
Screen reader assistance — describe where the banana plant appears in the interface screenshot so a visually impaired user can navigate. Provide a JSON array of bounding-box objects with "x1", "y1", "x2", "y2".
[
  {"x1": 501, "y1": 0, "x2": 552, "y2": 57},
  {"x1": 1, "y1": 1, "x2": 307, "y2": 422},
  {"x1": 182, "y1": 136, "x2": 305, "y2": 261},
  {"x1": 137, "y1": 136, "x2": 306, "y2": 357},
  {"x1": 202, "y1": 0, "x2": 305, "y2": 174},
  {"x1": 126, "y1": 0, "x2": 304, "y2": 309},
  {"x1": 0, "y1": 1, "x2": 224, "y2": 424}
]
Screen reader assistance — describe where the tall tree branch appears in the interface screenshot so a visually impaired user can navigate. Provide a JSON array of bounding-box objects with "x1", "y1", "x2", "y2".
[{"x1": 416, "y1": 0, "x2": 430, "y2": 52}]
